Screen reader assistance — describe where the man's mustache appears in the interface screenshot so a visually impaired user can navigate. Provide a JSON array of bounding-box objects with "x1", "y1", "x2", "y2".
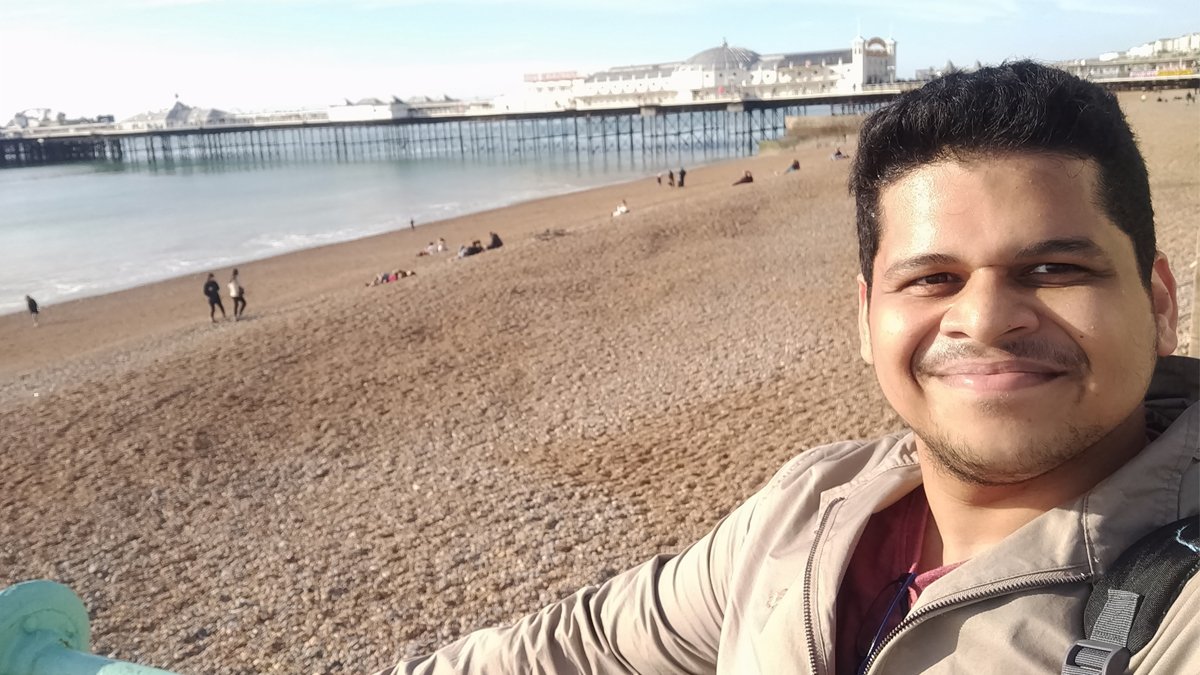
[{"x1": 914, "y1": 339, "x2": 1089, "y2": 376}]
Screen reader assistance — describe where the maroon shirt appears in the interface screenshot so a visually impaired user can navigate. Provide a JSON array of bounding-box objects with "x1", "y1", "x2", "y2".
[{"x1": 834, "y1": 487, "x2": 963, "y2": 674}]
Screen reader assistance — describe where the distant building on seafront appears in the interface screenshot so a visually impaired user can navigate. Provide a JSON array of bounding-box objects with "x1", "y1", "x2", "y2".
[
  {"x1": 16, "y1": 30, "x2": 1197, "y2": 140},
  {"x1": 3, "y1": 108, "x2": 115, "y2": 137},
  {"x1": 328, "y1": 97, "x2": 409, "y2": 122},
  {"x1": 391, "y1": 95, "x2": 494, "y2": 118},
  {"x1": 1055, "y1": 31, "x2": 1199, "y2": 86},
  {"x1": 502, "y1": 35, "x2": 897, "y2": 112},
  {"x1": 326, "y1": 95, "x2": 494, "y2": 120},
  {"x1": 119, "y1": 100, "x2": 331, "y2": 130},
  {"x1": 119, "y1": 100, "x2": 231, "y2": 130}
]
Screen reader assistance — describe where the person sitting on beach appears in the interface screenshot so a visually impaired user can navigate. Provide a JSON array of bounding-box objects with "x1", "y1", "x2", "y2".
[
  {"x1": 457, "y1": 241, "x2": 484, "y2": 259},
  {"x1": 784, "y1": 158, "x2": 801, "y2": 173},
  {"x1": 831, "y1": 147, "x2": 849, "y2": 161},
  {"x1": 367, "y1": 269, "x2": 417, "y2": 286},
  {"x1": 611, "y1": 200, "x2": 630, "y2": 218},
  {"x1": 436, "y1": 238, "x2": 448, "y2": 253},
  {"x1": 25, "y1": 295, "x2": 39, "y2": 327},
  {"x1": 373, "y1": 61, "x2": 1199, "y2": 675},
  {"x1": 732, "y1": 170, "x2": 754, "y2": 185},
  {"x1": 486, "y1": 232, "x2": 504, "y2": 250},
  {"x1": 418, "y1": 242, "x2": 436, "y2": 257}
]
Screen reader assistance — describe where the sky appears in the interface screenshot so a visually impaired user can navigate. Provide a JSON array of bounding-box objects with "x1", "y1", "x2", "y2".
[{"x1": 1, "y1": 0, "x2": 1196, "y2": 120}]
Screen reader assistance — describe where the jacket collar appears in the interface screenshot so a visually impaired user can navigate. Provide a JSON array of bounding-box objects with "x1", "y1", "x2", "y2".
[{"x1": 828, "y1": 356, "x2": 1199, "y2": 609}]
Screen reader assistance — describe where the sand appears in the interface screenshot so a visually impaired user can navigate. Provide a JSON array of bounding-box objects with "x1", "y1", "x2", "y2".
[{"x1": 1, "y1": 94, "x2": 1196, "y2": 674}]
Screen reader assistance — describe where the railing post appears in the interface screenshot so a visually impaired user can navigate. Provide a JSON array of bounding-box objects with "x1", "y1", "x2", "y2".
[{"x1": 0, "y1": 581, "x2": 180, "y2": 675}]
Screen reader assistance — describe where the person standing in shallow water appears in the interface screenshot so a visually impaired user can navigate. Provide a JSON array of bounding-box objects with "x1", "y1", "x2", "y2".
[
  {"x1": 228, "y1": 268, "x2": 246, "y2": 321},
  {"x1": 203, "y1": 273, "x2": 225, "y2": 323},
  {"x1": 25, "y1": 295, "x2": 39, "y2": 327}
]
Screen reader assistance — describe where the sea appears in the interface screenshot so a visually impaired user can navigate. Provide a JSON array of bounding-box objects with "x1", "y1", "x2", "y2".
[{"x1": 0, "y1": 149, "x2": 743, "y2": 316}]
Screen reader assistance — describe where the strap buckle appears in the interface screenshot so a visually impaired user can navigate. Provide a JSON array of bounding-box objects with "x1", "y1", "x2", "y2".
[{"x1": 1062, "y1": 639, "x2": 1131, "y2": 675}]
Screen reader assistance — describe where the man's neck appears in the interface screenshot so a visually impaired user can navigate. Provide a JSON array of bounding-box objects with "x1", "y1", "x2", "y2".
[{"x1": 917, "y1": 408, "x2": 1149, "y2": 569}]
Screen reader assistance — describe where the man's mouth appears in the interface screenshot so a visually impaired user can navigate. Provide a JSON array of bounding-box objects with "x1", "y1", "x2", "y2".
[{"x1": 927, "y1": 360, "x2": 1068, "y2": 393}]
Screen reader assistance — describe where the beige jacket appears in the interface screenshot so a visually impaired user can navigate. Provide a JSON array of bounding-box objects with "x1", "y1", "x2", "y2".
[{"x1": 384, "y1": 357, "x2": 1199, "y2": 674}]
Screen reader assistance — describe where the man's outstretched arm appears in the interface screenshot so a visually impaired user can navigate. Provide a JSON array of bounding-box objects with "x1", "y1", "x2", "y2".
[{"x1": 374, "y1": 494, "x2": 761, "y2": 675}]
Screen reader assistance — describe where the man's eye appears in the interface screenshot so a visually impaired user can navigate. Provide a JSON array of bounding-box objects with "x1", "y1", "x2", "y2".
[
  {"x1": 1028, "y1": 263, "x2": 1081, "y2": 274},
  {"x1": 912, "y1": 272, "x2": 957, "y2": 286}
]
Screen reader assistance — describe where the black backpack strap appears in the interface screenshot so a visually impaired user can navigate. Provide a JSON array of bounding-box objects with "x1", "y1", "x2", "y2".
[{"x1": 1062, "y1": 516, "x2": 1200, "y2": 675}]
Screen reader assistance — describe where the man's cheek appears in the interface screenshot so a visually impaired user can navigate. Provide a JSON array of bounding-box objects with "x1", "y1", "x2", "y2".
[{"x1": 874, "y1": 308, "x2": 923, "y2": 367}]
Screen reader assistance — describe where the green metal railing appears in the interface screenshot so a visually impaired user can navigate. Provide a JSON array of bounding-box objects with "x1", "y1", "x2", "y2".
[{"x1": 0, "y1": 581, "x2": 179, "y2": 675}]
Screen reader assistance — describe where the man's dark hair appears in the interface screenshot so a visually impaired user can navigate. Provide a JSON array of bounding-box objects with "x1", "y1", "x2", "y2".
[{"x1": 850, "y1": 60, "x2": 1155, "y2": 289}]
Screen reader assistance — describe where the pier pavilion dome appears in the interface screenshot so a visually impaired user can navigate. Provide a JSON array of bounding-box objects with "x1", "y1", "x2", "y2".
[{"x1": 685, "y1": 41, "x2": 760, "y2": 71}]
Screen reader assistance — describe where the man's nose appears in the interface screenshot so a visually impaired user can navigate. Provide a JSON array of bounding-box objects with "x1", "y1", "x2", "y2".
[{"x1": 939, "y1": 272, "x2": 1039, "y2": 344}]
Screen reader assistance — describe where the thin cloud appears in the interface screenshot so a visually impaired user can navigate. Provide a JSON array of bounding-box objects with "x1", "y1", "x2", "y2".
[
  {"x1": 1054, "y1": 0, "x2": 1158, "y2": 15},
  {"x1": 1, "y1": 0, "x2": 1025, "y2": 21},
  {"x1": 830, "y1": 0, "x2": 1021, "y2": 23}
]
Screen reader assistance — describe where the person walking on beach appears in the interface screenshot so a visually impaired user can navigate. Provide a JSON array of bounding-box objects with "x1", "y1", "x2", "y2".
[
  {"x1": 667, "y1": 170, "x2": 675, "y2": 187},
  {"x1": 375, "y1": 62, "x2": 1199, "y2": 675},
  {"x1": 228, "y1": 268, "x2": 246, "y2": 321},
  {"x1": 25, "y1": 295, "x2": 39, "y2": 327},
  {"x1": 677, "y1": 166, "x2": 687, "y2": 187},
  {"x1": 203, "y1": 273, "x2": 225, "y2": 323}
]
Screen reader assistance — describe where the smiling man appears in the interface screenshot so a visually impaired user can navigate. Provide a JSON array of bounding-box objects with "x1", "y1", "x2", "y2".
[{"x1": 377, "y1": 62, "x2": 1198, "y2": 675}]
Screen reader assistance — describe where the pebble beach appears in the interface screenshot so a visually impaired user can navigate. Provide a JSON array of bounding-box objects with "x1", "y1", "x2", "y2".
[{"x1": 1, "y1": 93, "x2": 1196, "y2": 674}]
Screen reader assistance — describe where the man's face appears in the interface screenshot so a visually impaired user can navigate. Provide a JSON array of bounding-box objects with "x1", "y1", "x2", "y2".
[{"x1": 858, "y1": 153, "x2": 1178, "y2": 485}]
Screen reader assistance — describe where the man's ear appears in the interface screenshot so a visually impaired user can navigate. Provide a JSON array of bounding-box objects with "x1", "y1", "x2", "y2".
[
  {"x1": 858, "y1": 275, "x2": 873, "y2": 364},
  {"x1": 1150, "y1": 253, "x2": 1179, "y2": 356}
]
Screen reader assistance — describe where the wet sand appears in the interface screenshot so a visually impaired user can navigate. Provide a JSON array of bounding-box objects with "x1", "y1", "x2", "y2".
[{"x1": 1, "y1": 94, "x2": 1196, "y2": 673}]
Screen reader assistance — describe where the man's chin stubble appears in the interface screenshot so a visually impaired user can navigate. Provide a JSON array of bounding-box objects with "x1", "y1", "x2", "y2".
[{"x1": 917, "y1": 424, "x2": 1105, "y2": 487}]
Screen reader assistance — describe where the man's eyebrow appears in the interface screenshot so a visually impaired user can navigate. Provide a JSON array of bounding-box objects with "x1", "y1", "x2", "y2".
[
  {"x1": 882, "y1": 238, "x2": 1114, "y2": 282},
  {"x1": 882, "y1": 253, "x2": 959, "y2": 282},
  {"x1": 1013, "y1": 237, "x2": 1109, "y2": 260}
]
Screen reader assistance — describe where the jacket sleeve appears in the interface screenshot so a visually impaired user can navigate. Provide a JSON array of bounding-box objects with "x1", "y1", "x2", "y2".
[
  {"x1": 1131, "y1": 574, "x2": 1200, "y2": 674},
  {"x1": 375, "y1": 492, "x2": 763, "y2": 675}
]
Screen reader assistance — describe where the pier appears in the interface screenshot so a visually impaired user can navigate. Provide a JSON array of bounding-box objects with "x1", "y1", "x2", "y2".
[{"x1": 0, "y1": 94, "x2": 895, "y2": 169}]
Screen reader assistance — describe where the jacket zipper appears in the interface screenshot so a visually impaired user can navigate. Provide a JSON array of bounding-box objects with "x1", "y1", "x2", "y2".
[
  {"x1": 858, "y1": 570, "x2": 1093, "y2": 674},
  {"x1": 805, "y1": 497, "x2": 845, "y2": 675}
]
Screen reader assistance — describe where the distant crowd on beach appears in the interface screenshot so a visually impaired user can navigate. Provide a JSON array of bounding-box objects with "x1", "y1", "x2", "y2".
[
  {"x1": 414, "y1": 231, "x2": 504, "y2": 261},
  {"x1": 621, "y1": 151, "x2": 850, "y2": 215},
  {"x1": 1142, "y1": 91, "x2": 1195, "y2": 104},
  {"x1": 367, "y1": 230, "x2": 505, "y2": 287},
  {"x1": 203, "y1": 269, "x2": 248, "y2": 323},
  {"x1": 656, "y1": 167, "x2": 688, "y2": 188},
  {"x1": 727, "y1": 150, "x2": 845, "y2": 187},
  {"x1": 27, "y1": 150, "x2": 870, "y2": 328}
]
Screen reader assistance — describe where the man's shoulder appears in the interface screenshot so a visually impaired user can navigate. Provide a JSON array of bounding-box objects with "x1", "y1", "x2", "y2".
[{"x1": 766, "y1": 431, "x2": 916, "y2": 494}]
